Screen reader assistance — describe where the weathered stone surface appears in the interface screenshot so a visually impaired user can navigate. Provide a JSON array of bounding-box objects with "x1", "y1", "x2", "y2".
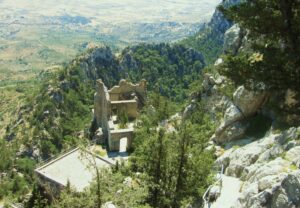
[
  {"x1": 276, "y1": 127, "x2": 299, "y2": 145},
  {"x1": 233, "y1": 86, "x2": 269, "y2": 117},
  {"x1": 93, "y1": 79, "x2": 146, "y2": 151},
  {"x1": 213, "y1": 121, "x2": 247, "y2": 144},
  {"x1": 223, "y1": 24, "x2": 242, "y2": 55},
  {"x1": 104, "y1": 202, "x2": 116, "y2": 208},
  {"x1": 223, "y1": 103, "x2": 243, "y2": 125},
  {"x1": 225, "y1": 144, "x2": 265, "y2": 177},
  {"x1": 258, "y1": 174, "x2": 286, "y2": 192},
  {"x1": 237, "y1": 182, "x2": 259, "y2": 206},
  {"x1": 256, "y1": 145, "x2": 284, "y2": 163},
  {"x1": 212, "y1": 127, "x2": 300, "y2": 208},
  {"x1": 211, "y1": 84, "x2": 270, "y2": 144},
  {"x1": 286, "y1": 146, "x2": 300, "y2": 168},
  {"x1": 281, "y1": 171, "x2": 300, "y2": 205},
  {"x1": 244, "y1": 158, "x2": 290, "y2": 182},
  {"x1": 212, "y1": 99, "x2": 246, "y2": 143},
  {"x1": 271, "y1": 187, "x2": 291, "y2": 208},
  {"x1": 108, "y1": 79, "x2": 147, "y2": 106}
]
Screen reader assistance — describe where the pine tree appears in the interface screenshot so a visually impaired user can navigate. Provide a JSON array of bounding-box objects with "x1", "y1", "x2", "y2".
[{"x1": 218, "y1": 0, "x2": 300, "y2": 92}]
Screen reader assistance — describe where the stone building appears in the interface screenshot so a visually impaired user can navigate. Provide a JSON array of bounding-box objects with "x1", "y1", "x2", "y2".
[
  {"x1": 93, "y1": 79, "x2": 147, "y2": 151},
  {"x1": 35, "y1": 148, "x2": 114, "y2": 194}
]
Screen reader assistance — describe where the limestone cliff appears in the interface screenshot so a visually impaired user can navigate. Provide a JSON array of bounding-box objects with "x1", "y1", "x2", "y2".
[{"x1": 185, "y1": 2, "x2": 300, "y2": 207}]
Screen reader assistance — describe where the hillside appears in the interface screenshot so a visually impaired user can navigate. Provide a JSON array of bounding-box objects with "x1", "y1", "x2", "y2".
[
  {"x1": 181, "y1": 0, "x2": 240, "y2": 64},
  {"x1": 1, "y1": 0, "x2": 300, "y2": 207},
  {"x1": 0, "y1": 0, "x2": 220, "y2": 82},
  {"x1": 0, "y1": 42, "x2": 209, "y2": 206}
]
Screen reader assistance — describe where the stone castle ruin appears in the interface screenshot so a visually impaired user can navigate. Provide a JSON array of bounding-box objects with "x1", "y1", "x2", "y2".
[
  {"x1": 93, "y1": 79, "x2": 147, "y2": 152},
  {"x1": 35, "y1": 79, "x2": 146, "y2": 195}
]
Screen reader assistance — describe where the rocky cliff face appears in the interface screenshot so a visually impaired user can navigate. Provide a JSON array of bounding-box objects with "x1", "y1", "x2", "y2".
[
  {"x1": 184, "y1": 1, "x2": 300, "y2": 206},
  {"x1": 196, "y1": 69, "x2": 300, "y2": 208},
  {"x1": 206, "y1": 0, "x2": 242, "y2": 47},
  {"x1": 208, "y1": 0, "x2": 240, "y2": 35}
]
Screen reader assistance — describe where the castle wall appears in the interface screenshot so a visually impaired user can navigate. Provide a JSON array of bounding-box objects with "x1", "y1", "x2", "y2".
[
  {"x1": 108, "y1": 79, "x2": 147, "y2": 106},
  {"x1": 94, "y1": 80, "x2": 110, "y2": 138},
  {"x1": 111, "y1": 100, "x2": 138, "y2": 119},
  {"x1": 94, "y1": 79, "x2": 146, "y2": 151}
]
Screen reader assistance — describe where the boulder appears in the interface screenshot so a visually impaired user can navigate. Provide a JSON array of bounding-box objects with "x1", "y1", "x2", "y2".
[
  {"x1": 243, "y1": 158, "x2": 290, "y2": 183},
  {"x1": 223, "y1": 24, "x2": 243, "y2": 55},
  {"x1": 257, "y1": 174, "x2": 286, "y2": 191},
  {"x1": 104, "y1": 202, "x2": 116, "y2": 208},
  {"x1": 256, "y1": 145, "x2": 284, "y2": 163},
  {"x1": 281, "y1": 172, "x2": 300, "y2": 205},
  {"x1": 233, "y1": 86, "x2": 269, "y2": 117},
  {"x1": 285, "y1": 146, "x2": 300, "y2": 168},
  {"x1": 271, "y1": 187, "x2": 292, "y2": 208},
  {"x1": 225, "y1": 143, "x2": 265, "y2": 177},
  {"x1": 213, "y1": 121, "x2": 247, "y2": 144},
  {"x1": 276, "y1": 127, "x2": 299, "y2": 145},
  {"x1": 223, "y1": 103, "x2": 243, "y2": 125},
  {"x1": 212, "y1": 101, "x2": 247, "y2": 143}
]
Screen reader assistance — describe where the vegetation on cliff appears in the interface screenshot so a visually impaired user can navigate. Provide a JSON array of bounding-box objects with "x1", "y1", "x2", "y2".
[
  {"x1": 0, "y1": 42, "x2": 212, "y2": 206},
  {"x1": 218, "y1": 0, "x2": 300, "y2": 117}
]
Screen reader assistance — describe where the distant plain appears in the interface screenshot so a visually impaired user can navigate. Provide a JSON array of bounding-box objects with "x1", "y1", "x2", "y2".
[
  {"x1": 0, "y1": 0, "x2": 221, "y2": 81},
  {"x1": 0, "y1": 0, "x2": 220, "y2": 135}
]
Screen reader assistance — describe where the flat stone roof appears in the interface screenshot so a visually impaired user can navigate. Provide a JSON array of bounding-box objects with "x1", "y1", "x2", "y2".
[{"x1": 35, "y1": 148, "x2": 114, "y2": 192}]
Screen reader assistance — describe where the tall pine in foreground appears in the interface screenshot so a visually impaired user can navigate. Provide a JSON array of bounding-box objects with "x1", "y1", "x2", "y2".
[
  {"x1": 131, "y1": 95, "x2": 215, "y2": 207},
  {"x1": 218, "y1": 0, "x2": 300, "y2": 93}
]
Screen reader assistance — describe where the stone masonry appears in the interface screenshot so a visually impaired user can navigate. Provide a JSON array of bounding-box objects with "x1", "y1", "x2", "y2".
[{"x1": 93, "y1": 79, "x2": 147, "y2": 151}]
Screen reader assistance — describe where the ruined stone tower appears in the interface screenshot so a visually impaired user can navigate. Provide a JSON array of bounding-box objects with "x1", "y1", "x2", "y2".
[{"x1": 93, "y1": 79, "x2": 147, "y2": 151}]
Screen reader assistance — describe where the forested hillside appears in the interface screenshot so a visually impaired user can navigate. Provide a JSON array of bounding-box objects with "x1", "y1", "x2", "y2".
[
  {"x1": 181, "y1": 0, "x2": 240, "y2": 64},
  {"x1": 0, "y1": 0, "x2": 234, "y2": 206},
  {"x1": 0, "y1": 43, "x2": 210, "y2": 207},
  {"x1": 1, "y1": 0, "x2": 299, "y2": 207}
]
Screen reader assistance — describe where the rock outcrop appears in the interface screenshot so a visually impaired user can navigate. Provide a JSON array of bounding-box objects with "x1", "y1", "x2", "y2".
[
  {"x1": 233, "y1": 86, "x2": 269, "y2": 117},
  {"x1": 223, "y1": 24, "x2": 244, "y2": 55},
  {"x1": 208, "y1": 0, "x2": 241, "y2": 36},
  {"x1": 213, "y1": 127, "x2": 300, "y2": 208},
  {"x1": 211, "y1": 85, "x2": 269, "y2": 144}
]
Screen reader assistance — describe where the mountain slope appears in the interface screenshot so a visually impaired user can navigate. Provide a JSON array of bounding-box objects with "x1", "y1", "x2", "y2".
[{"x1": 181, "y1": 0, "x2": 241, "y2": 64}]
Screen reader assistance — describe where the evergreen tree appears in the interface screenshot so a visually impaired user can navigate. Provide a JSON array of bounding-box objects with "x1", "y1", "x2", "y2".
[{"x1": 218, "y1": 0, "x2": 300, "y2": 93}]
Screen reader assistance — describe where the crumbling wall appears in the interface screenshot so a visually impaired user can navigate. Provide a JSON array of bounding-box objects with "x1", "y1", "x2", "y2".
[
  {"x1": 108, "y1": 79, "x2": 147, "y2": 106},
  {"x1": 94, "y1": 80, "x2": 110, "y2": 137},
  {"x1": 111, "y1": 100, "x2": 138, "y2": 119},
  {"x1": 93, "y1": 79, "x2": 147, "y2": 151}
]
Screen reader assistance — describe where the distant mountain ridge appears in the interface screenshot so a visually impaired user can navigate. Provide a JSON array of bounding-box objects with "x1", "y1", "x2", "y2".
[{"x1": 181, "y1": 0, "x2": 241, "y2": 64}]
